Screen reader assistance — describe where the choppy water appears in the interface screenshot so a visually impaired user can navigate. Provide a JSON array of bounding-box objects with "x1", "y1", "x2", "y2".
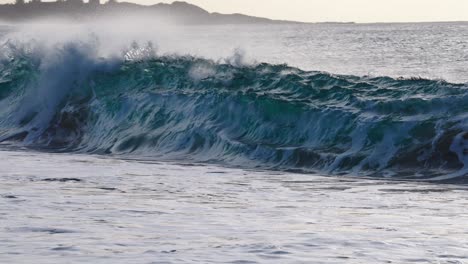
[
  {"x1": 0, "y1": 22, "x2": 468, "y2": 263},
  {"x1": 1, "y1": 149, "x2": 468, "y2": 263},
  {"x1": 155, "y1": 23, "x2": 468, "y2": 84}
]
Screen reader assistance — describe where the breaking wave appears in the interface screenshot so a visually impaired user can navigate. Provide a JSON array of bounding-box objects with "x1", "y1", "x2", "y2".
[{"x1": 0, "y1": 41, "x2": 467, "y2": 182}]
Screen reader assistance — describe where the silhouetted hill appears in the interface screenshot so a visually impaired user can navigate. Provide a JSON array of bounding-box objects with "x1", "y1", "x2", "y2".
[{"x1": 0, "y1": 1, "x2": 303, "y2": 24}]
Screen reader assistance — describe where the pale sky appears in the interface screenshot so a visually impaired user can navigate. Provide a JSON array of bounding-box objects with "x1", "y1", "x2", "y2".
[
  {"x1": 133, "y1": 0, "x2": 468, "y2": 23},
  {"x1": 3, "y1": 0, "x2": 468, "y2": 23}
]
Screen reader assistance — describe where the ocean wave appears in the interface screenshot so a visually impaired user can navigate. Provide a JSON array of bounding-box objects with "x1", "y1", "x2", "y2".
[{"x1": 0, "y1": 41, "x2": 467, "y2": 182}]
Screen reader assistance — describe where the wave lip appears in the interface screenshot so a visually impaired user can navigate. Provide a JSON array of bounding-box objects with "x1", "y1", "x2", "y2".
[{"x1": 0, "y1": 42, "x2": 467, "y2": 182}]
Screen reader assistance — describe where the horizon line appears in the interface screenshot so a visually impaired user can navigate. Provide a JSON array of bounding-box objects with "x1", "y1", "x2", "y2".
[{"x1": 1, "y1": 0, "x2": 468, "y2": 25}]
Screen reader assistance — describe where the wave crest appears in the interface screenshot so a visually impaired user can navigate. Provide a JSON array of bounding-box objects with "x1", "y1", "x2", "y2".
[{"x1": 0, "y1": 41, "x2": 467, "y2": 182}]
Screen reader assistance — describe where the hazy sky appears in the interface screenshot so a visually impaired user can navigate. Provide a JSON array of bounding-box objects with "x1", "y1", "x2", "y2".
[
  {"x1": 3, "y1": 0, "x2": 468, "y2": 23},
  {"x1": 138, "y1": 0, "x2": 468, "y2": 23}
]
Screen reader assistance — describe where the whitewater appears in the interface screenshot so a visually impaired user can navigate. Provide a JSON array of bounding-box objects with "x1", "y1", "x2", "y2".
[{"x1": 0, "y1": 22, "x2": 467, "y2": 263}]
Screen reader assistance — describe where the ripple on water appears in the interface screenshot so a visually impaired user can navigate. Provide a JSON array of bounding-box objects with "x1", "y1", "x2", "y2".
[
  {"x1": 41, "y1": 178, "x2": 83, "y2": 183},
  {"x1": 10, "y1": 227, "x2": 77, "y2": 235}
]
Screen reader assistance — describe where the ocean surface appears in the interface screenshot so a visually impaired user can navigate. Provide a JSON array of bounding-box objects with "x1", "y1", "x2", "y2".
[
  {"x1": 0, "y1": 22, "x2": 467, "y2": 263},
  {"x1": 1, "y1": 149, "x2": 468, "y2": 263}
]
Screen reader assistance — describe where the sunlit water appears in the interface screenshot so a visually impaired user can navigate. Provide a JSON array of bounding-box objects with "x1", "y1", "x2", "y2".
[
  {"x1": 152, "y1": 23, "x2": 468, "y2": 83},
  {"x1": 1, "y1": 149, "x2": 468, "y2": 263},
  {"x1": 3, "y1": 22, "x2": 468, "y2": 83}
]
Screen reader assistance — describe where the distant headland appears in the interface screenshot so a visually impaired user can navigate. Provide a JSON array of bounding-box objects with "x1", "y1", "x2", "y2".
[{"x1": 0, "y1": 0, "x2": 312, "y2": 24}]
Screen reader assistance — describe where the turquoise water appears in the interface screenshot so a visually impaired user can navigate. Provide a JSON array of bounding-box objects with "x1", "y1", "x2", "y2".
[{"x1": 0, "y1": 41, "x2": 466, "y2": 181}]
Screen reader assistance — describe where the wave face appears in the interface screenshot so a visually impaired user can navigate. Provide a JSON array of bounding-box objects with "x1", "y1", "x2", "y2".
[{"x1": 0, "y1": 42, "x2": 467, "y2": 182}]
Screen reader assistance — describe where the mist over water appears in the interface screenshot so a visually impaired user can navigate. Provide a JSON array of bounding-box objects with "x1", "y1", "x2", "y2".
[{"x1": 4, "y1": 21, "x2": 468, "y2": 82}]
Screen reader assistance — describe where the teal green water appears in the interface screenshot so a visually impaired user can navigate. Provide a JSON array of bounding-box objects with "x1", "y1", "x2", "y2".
[{"x1": 0, "y1": 43, "x2": 467, "y2": 181}]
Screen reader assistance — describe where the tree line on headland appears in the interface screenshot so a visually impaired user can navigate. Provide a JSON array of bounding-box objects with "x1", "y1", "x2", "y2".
[{"x1": 0, "y1": 0, "x2": 298, "y2": 24}]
